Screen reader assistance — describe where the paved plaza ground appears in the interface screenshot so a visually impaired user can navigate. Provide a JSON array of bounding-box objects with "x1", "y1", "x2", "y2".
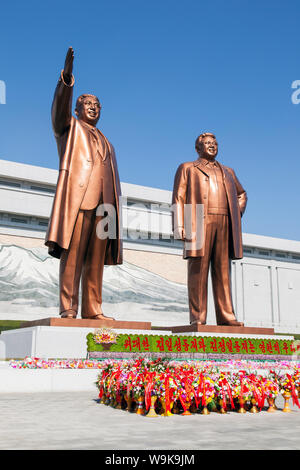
[{"x1": 0, "y1": 391, "x2": 300, "y2": 450}]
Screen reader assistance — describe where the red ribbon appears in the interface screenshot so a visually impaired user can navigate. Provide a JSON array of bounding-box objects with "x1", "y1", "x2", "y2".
[
  {"x1": 144, "y1": 372, "x2": 156, "y2": 410},
  {"x1": 220, "y1": 377, "x2": 235, "y2": 410},
  {"x1": 164, "y1": 373, "x2": 172, "y2": 413},
  {"x1": 287, "y1": 374, "x2": 300, "y2": 408},
  {"x1": 248, "y1": 375, "x2": 265, "y2": 410},
  {"x1": 126, "y1": 371, "x2": 136, "y2": 398}
]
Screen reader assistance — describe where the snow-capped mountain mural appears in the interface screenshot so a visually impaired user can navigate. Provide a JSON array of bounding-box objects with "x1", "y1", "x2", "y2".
[{"x1": 0, "y1": 244, "x2": 189, "y2": 325}]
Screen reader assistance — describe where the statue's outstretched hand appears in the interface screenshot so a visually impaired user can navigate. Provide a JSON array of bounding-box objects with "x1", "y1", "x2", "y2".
[{"x1": 63, "y1": 47, "x2": 74, "y2": 84}]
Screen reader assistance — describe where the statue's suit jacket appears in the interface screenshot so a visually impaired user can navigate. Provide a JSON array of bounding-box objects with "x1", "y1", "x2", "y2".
[
  {"x1": 45, "y1": 72, "x2": 123, "y2": 265},
  {"x1": 172, "y1": 158, "x2": 247, "y2": 260}
]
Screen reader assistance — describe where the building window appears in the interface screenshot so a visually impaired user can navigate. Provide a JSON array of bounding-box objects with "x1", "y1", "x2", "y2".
[
  {"x1": 275, "y1": 252, "x2": 286, "y2": 258},
  {"x1": 30, "y1": 185, "x2": 55, "y2": 194},
  {"x1": 258, "y1": 250, "x2": 270, "y2": 256},
  {"x1": 0, "y1": 179, "x2": 21, "y2": 188},
  {"x1": 10, "y1": 217, "x2": 28, "y2": 224}
]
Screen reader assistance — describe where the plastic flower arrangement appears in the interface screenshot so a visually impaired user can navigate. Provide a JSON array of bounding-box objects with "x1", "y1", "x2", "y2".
[
  {"x1": 195, "y1": 374, "x2": 215, "y2": 406},
  {"x1": 93, "y1": 328, "x2": 118, "y2": 344},
  {"x1": 213, "y1": 372, "x2": 235, "y2": 408},
  {"x1": 9, "y1": 357, "x2": 104, "y2": 369},
  {"x1": 230, "y1": 372, "x2": 252, "y2": 401},
  {"x1": 292, "y1": 369, "x2": 300, "y2": 390},
  {"x1": 262, "y1": 378, "x2": 279, "y2": 399}
]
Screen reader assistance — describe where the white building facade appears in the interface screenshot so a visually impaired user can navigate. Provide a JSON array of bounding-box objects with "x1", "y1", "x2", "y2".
[{"x1": 0, "y1": 159, "x2": 299, "y2": 333}]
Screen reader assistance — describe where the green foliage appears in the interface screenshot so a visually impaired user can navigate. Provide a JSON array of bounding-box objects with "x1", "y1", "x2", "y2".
[
  {"x1": 0, "y1": 320, "x2": 25, "y2": 333},
  {"x1": 87, "y1": 332, "x2": 295, "y2": 356}
]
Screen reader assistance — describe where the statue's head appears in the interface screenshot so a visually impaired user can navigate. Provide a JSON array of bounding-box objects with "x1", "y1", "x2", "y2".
[
  {"x1": 195, "y1": 132, "x2": 218, "y2": 160},
  {"x1": 75, "y1": 94, "x2": 101, "y2": 126}
]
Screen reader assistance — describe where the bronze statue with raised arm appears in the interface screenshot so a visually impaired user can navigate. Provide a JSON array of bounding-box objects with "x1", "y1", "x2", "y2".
[
  {"x1": 45, "y1": 47, "x2": 122, "y2": 320},
  {"x1": 172, "y1": 133, "x2": 247, "y2": 326}
]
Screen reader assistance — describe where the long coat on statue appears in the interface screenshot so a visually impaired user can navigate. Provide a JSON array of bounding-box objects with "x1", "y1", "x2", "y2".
[
  {"x1": 45, "y1": 72, "x2": 123, "y2": 265},
  {"x1": 172, "y1": 158, "x2": 247, "y2": 260}
]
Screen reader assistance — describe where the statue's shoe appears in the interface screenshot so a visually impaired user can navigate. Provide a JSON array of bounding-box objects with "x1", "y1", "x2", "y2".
[
  {"x1": 219, "y1": 320, "x2": 244, "y2": 327},
  {"x1": 60, "y1": 310, "x2": 77, "y2": 319},
  {"x1": 190, "y1": 320, "x2": 206, "y2": 325},
  {"x1": 82, "y1": 313, "x2": 115, "y2": 321}
]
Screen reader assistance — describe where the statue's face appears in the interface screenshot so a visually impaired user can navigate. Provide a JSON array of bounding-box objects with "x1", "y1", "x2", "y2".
[
  {"x1": 198, "y1": 135, "x2": 218, "y2": 160},
  {"x1": 76, "y1": 96, "x2": 101, "y2": 126}
]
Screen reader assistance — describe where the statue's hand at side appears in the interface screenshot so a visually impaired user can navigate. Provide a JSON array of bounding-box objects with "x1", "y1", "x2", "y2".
[
  {"x1": 63, "y1": 47, "x2": 74, "y2": 85},
  {"x1": 174, "y1": 226, "x2": 186, "y2": 241}
]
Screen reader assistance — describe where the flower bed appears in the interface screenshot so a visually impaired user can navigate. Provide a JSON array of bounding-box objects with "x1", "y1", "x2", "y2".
[
  {"x1": 9, "y1": 357, "x2": 103, "y2": 369},
  {"x1": 96, "y1": 358, "x2": 300, "y2": 416}
]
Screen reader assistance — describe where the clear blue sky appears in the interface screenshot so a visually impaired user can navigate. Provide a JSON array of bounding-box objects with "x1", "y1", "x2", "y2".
[{"x1": 1, "y1": 0, "x2": 300, "y2": 241}]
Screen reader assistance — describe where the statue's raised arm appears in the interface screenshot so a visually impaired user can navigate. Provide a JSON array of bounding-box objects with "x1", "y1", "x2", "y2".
[
  {"x1": 51, "y1": 47, "x2": 75, "y2": 138},
  {"x1": 63, "y1": 47, "x2": 74, "y2": 85}
]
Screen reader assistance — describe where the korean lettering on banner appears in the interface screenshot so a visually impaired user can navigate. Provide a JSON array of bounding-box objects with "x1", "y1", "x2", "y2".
[
  {"x1": 241, "y1": 341, "x2": 248, "y2": 354},
  {"x1": 226, "y1": 339, "x2": 233, "y2": 353},
  {"x1": 234, "y1": 340, "x2": 241, "y2": 353},
  {"x1": 142, "y1": 336, "x2": 150, "y2": 351},
  {"x1": 174, "y1": 337, "x2": 182, "y2": 352},
  {"x1": 248, "y1": 340, "x2": 256, "y2": 354},
  {"x1": 282, "y1": 341, "x2": 289, "y2": 355},
  {"x1": 210, "y1": 338, "x2": 218, "y2": 353},
  {"x1": 198, "y1": 338, "x2": 206, "y2": 352},
  {"x1": 124, "y1": 336, "x2": 132, "y2": 351},
  {"x1": 165, "y1": 337, "x2": 173, "y2": 352},
  {"x1": 218, "y1": 338, "x2": 226, "y2": 353},
  {"x1": 190, "y1": 338, "x2": 198, "y2": 352},
  {"x1": 258, "y1": 340, "x2": 266, "y2": 354},
  {"x1": 156, "y1": 336, "x2": 165, "y2": 352},
  {"x1": 132, "y1": 336, "x2": 141, "y2": 352},
  {"x1": 273, "y1": 341, "x2": 280, "y2": 355},
  {"x1": 266, "y1": 341, "x2": 273, "y2": 354}
]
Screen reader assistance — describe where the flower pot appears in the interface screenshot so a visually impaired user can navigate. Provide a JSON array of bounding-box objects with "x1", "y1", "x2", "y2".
[
  {"x1": 250, "y1": 398, "x2": 258, "y2": 413},
  {"x1": 124, "y1": 394, "x2": 132, "y2": 412},
  {"x1": 201, "y1": 406, "x2": 210, "y2": 415},
  {"x1": 238, "y1": 397, "x2": 246, "y2": 413},
  {"x1": 218, "y1": 398, "x2": 227, "y2": 414},
  {"x1": 282, "y1": 391, "x2": 292, "y2": 413},
  {"x1": 172, "y1": 400, "x2": 180, "y2": 414},
  {"x1": 190, "y1": 399, "x2": 198, "y2": 414},
  {"x1": 146, "y1": 396, "x2": 159, "y2": 418},
  {"x1": 182, "y1": 400, "x2": 192, "y2": 416},
  {"x1": 267, "y1": 397, "x2": 276, "y2": 413},
  {"x1": 161, "y1": 399, "x2": 173, "y2": 417},
  {"x1": 136, "y1": 396, "x2": 144, "y2": 415}
]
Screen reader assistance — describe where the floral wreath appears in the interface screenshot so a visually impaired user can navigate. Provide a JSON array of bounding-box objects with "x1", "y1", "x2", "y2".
[{"x1": 93, "y1": 328, "x2": 118, "y2": 344}]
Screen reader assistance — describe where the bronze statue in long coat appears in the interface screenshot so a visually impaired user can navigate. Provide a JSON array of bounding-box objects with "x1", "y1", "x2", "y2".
[
  {"x1": 172, "y1": 132, "x2": 247, "y2": 326},
  {"x1": 45, "y1": 48, "x2": 122, "y2": 320}
]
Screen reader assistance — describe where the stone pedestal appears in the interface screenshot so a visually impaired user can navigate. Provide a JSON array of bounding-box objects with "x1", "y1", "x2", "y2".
[
  {"x1": 162, "y1": 323, "x2": 275, "y2": 335},
  {"x1": 0, "y1": 324, "x2": 172, "y2": 360},
  {"x1": 20, "y1": 317, "x2": 152, "y2": 330}
]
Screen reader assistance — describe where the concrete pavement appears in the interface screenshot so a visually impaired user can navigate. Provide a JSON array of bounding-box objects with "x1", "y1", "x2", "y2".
[{"x1": 0, "y1": 391, "x2": 299, "y2": 450}]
